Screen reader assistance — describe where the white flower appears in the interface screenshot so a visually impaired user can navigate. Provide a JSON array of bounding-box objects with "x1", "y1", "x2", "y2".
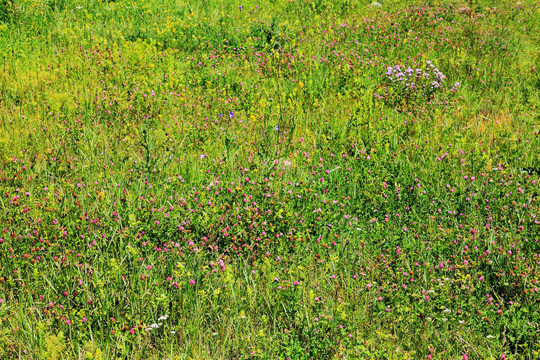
[{"x1": 487, "y1": 335, "x2": 494, "y2": 338}]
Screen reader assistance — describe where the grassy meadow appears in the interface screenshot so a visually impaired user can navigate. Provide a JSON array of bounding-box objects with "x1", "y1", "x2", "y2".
[{"x1": 0, "y1": 0, "x2": 539, "y2": 358}]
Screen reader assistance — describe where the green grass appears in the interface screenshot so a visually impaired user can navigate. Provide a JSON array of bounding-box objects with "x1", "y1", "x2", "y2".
[{"x1": 0, "y1": 0, "x2": 539, "y2": 358}]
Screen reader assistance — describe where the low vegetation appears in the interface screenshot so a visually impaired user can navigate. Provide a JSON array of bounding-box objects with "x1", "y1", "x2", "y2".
[{"x1": 0, "y1": 0, "x2": 539, "y2": 358}]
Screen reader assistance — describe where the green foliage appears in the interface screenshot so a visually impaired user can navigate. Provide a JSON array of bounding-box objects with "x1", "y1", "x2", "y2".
[
  {"x1": 0, "y1": 0, "x2": 539, "y2": 358},
  {"x1": 44, "y1": 332, "x2": 67, "y2": 360},
  {"x1": 0, "y1": 0, "x2": 13, "y2": 22}
]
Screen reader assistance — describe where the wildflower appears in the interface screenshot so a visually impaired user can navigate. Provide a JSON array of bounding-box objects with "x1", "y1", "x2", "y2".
[{"x1": 189, "y1": 279, "x2": 196, "y2": 285}]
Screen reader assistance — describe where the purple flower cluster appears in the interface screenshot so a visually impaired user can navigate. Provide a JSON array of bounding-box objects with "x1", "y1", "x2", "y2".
[
  {"x1": 381, "y1": 60, "x2": 458, "y2": 111},
  {"x1": 385, "y1": 61, "x2": 447, "y2": 92}
]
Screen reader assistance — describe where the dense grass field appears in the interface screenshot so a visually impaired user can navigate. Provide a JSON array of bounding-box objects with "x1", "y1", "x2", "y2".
[{"x1": 0, "y1": 0, "x2": 539, "y2": 358}]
